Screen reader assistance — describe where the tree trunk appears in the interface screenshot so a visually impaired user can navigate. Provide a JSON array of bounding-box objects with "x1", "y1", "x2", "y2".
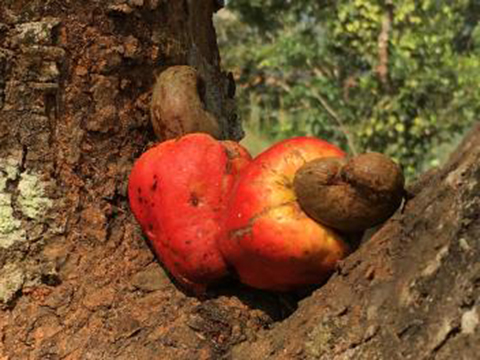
[
  {"x1": 1, "y1": 2, "x2": 479, "y2": 360},
  {"x1": 0, "y1": 2, "x2": 248, "y2": 359}
]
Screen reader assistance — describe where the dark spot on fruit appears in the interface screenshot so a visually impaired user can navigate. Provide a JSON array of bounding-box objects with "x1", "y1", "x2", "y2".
[
  {"x1": 224, "y1": 147, "x2": 237, "y2": 160},
  {"x1": 185, "y1": 240, "x2": 192, "y2": 245},
  {"x1": 229, "y1": 225, "x2": 253, "y2": 243},
  {"x1": 189, "y1": 192, "x2": 200, "y2": 207},
  {"x1": 137, "y1": 187, "x2": 142, "y2": 194},
  {"x1": 225, "y1": 158, "x2": 233, "y2": 174},
  {"x1": 148, "y1": 223, "x2": 154, "y2": 231},
  {"x1": 138, "y1": 196, "x2": 144, "y2": 204},
  {"x1": 151, "y1": 178, "x2": 158, "y2": 191}
]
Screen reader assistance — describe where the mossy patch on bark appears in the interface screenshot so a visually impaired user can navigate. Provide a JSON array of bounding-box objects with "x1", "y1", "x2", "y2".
[
  {"x1": 18, "y1": 172, "x2": 53, "y2": 220},
  {"x1": 0, "y1": 158, "x2": 52, "y2": 248}
]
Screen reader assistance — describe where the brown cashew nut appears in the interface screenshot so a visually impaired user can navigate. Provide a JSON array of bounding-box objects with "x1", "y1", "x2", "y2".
[
  {"x1": 293, "y1": 152, "x2": 405, "y2": 233},
  {"x1": 150, "y1": 66, "x2": 222, "y2": 140}
]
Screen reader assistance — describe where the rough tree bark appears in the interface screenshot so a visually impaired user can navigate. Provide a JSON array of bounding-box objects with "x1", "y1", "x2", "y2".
[{"x1": 1, "y1": 2, "x2": 479, "y2": 360}]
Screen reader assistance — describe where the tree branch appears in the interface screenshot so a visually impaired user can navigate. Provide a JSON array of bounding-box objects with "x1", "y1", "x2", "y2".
[
  {"x1": 274, "y1": 73, "x2": 358, "y2": 155},
  {"x1": 377, "y1": 1, "x2": 393, "y2": 88},
  {"x1": 310, "y1": 89, "x2": 358, "y2": 156}
]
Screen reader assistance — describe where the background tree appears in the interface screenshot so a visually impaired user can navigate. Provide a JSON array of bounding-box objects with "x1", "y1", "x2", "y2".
[{"x1": 217, "y1": 0, "x2": 480, "y2": 175}]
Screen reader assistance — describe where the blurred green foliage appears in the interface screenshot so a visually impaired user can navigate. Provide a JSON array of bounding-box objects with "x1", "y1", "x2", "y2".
[{"x1": 215, "y1": 0, "x2": 480, "y2": 175}]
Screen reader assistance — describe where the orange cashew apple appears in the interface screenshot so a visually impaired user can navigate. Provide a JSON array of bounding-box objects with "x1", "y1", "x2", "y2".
[{"x1": 218, "y1": 137, "x2": 350, "y2": 291}]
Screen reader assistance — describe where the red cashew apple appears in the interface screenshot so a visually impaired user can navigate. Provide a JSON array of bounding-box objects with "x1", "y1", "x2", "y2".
[
  {"x1": 128, "y1": 133, "x2": 251, "y2": 294},
  {"x1": 219, "y1": 137, "x2": 350, "y2": 291}
]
